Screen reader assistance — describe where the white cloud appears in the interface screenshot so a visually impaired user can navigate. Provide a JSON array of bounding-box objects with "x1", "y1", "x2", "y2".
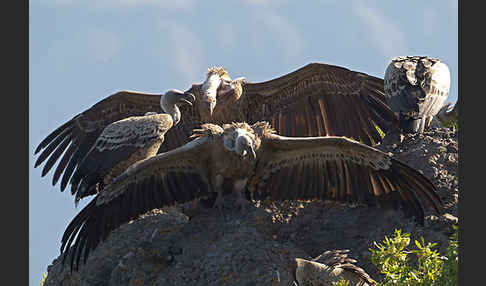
[
  {"x1": 85, "y1": 28, "x2": 121, "y2": 63},
  {"x1": 157, "y1": 21, "x2": 204, "y2": 83},
  {"x1": 246, "y1": 0, "x2": 269, "y2": 5},
  {"x1": 46, "y1": 28, "x2": 121, "y2": 70},
  {"x1": 216, "y1": 23, "x2": 237, "y2": 52},
  {"x1": 250, "y1": 11, "x2": 305, "y2": 60},
  {"x1": 352, "y1": 1, "x2": 409, "y2": 60}
]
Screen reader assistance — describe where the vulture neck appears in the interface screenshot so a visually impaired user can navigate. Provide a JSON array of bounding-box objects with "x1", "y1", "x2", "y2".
[{"x1": 160, "y1": 97, "x2": 181, "y2": 125}]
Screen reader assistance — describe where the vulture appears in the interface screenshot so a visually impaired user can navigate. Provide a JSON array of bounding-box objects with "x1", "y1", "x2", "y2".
[
  {"x1": 291, "y1": 250, "x2": 375, "y2": 286},
  {"x1": 384, "y1": 56, "x2": 451, "y2": 133},
  {"x1": 60, "y1": 121, "x2": 441, "y2": 271},
  {"x1": 68, "y1": 89, "x2": 195, "y2": 204},
  {"x1": 34, "y1": 62, "x2": 398, "y2": 194}
]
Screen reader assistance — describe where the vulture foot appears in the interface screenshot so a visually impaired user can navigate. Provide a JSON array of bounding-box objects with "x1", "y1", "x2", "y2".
[{"x1": 234, "y1": 179, "x2": 250, "y2": 211}]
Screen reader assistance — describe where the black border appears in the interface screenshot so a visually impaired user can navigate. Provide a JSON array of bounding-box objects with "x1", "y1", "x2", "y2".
[{"x1": 5, "y1": 0, "x2": 28, "y2": 285}]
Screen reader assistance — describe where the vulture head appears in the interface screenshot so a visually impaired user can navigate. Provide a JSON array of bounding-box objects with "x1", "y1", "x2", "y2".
[
  {"x1": 160, "y1": 89, "x2": 195, "y2": 125},
  {"x1": 200, "y1": 66, "x2": 246, "y2": 118},
  {"x1": 222, "y1": 122, "x2": 260, "y2": 160}
]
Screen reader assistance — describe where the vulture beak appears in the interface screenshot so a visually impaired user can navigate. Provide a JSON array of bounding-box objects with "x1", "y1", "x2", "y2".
[
  {"x1": 203, "y1": 99, "x2": 216, "y2": 117},
  {"x1": 235, "y1": 134, "x2": 256, "y2": 160},
  {"x1": 243, "y1": 142, "x2": 256, "y2": 160},
  {"x1": 248, "y1": 146, "x2": 256, "y2": 160},
  {"x1": 178, "y1": 92, "x2": 195, "y2": 106},
  {"x1": 202, "y1": 73, "x2": 221, "y2": 118}
]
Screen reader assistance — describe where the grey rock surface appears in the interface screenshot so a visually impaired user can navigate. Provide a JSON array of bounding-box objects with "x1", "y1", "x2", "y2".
[{"x1": 44, "y1": 127, "x2": 458, "y2": 286}]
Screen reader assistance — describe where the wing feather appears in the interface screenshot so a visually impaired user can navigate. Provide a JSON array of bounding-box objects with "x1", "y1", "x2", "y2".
[
  {"x1": 60, "y1": 136, "x2": 213, "y2": 271},
  {"x1": 242, "y1": 63, "x2": 398, "y2": 145},
  {"x1": 68, "y1": 114, "x2": 173, "y2": 202},
  {"x1": 35, "y1": 91, "x2": 162, "y2": 189},
  {"x1": 251, "y1": 135, "x2": 442, "y2": 223},
  {"x1": 35, "y1": 90, "x2": 202, "y2": 193}
]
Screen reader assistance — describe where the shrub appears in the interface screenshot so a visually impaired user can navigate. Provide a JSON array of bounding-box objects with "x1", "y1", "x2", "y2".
[{"x1": 333, "y1": 227, "x2": 459, "y2": 286}]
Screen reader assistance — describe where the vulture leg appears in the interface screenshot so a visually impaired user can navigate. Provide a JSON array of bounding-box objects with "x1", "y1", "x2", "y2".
[
  {"x1": 211, "y1": 174, "x2": 225, "y2": 214},
  {"x1": 233, "y1": 179, "x2": 250, "y2": 211},
  {"x1": 425, "y1": 115, "x2": 433, "y2": 130}
]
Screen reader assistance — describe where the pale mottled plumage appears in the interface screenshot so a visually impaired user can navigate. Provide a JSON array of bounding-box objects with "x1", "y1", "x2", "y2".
[
  {"x1": 35, "y1": 62, "x2": 398, "y2": 193},
  {"x1": 68, "y1": 90, "x2": 195, "y2": 205},
  {"x1": 292, "y1": 250, "x2": 375, "y2": 286},
  {"x1": 60, "y1": 121, "x2": 441, "y2": 271},
  {"x1": 384, "y1": 56, "x2": 451, "y2": 133}
]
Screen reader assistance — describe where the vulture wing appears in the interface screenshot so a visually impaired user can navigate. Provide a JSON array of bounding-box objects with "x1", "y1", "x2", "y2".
[
  {"x1": 60, "y1": 136, "x2": 214, "y2": 271},
  {"x1": 34, "y1": 90, "x2": 200, "y2": 192},
  {"x1": 69, "y1": 113, "x2": 174, "y2": 203},
  {"x1": 239, "y1": 63, "x2": 398, "y2": 145},
  {"x1": 250, "y1": 134, "x2": 442, "y2": 224}
]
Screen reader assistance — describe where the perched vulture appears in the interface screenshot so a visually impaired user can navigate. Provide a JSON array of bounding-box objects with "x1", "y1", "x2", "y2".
[
  {"x1": 60, "y1": 121, "x2": 441, "y2": 271},
  {"x1": 291, "y1": 250, "x2": 375, "y2": 286},
  {"x1": 34, "y1": 63, "x2": 398, "y2": 193},
  {"x1": 68, "y1": 90, "x2": 195, "y2": 204},
  {"x1": 384, "y1": 56, "x2": 451, "y2": 133}
]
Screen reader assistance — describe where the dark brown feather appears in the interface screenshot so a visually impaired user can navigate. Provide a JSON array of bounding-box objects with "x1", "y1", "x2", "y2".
[
  {"x1": 243, "y1": 63, "x2": 398, "y2": 146},
  {"x1": 35, "y1": 91, "x2": 162, "y2": 191}
]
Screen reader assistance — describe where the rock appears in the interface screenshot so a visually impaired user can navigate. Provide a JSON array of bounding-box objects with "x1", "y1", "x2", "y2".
[{"x1": 44, "y1": 128, "x2": 458, "y2": 286}]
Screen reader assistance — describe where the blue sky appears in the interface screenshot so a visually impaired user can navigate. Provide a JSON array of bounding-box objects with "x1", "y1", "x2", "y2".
[{"x1": 29, "y1": 1, "x2": 458, "y2": 285}]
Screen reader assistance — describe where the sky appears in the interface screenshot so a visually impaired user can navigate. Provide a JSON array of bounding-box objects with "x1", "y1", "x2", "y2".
[{"x1": 29, "y1": 1, "x2": 458, "y2": 285}]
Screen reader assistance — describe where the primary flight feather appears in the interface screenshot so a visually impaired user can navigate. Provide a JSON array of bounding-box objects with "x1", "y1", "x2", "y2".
[{"x1": 67, "y1": 89, "x2": 195, "y2": 204}]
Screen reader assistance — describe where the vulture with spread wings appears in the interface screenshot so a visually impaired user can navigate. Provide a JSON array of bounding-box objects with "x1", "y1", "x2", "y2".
[
  {"x1": 60, "y1": 121, "x2": 441, "y2": 271},
  {"x1": 34, "y1": 63, "x2": 398, "y2": 195},
  {"x1": 68, "y1": 90, "x2": 195, "y2": 205}
]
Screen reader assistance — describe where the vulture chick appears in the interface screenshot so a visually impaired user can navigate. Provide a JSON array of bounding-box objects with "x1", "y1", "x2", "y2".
[
  {"x1": 384, "y1": 56, "x2": 451, "y2": 133},
  {"x1": 68, "y1": 89, "x2": 195, "y2": 205},
  {"x1": 60, "y1": 122, "x2": 442, "y2": 271},
  {"x1": 292, "y1": 250, "x2": 375, "y2": 286},
  {"x1": 34, "y1": 62, "x2": 398, "y2": 193}
]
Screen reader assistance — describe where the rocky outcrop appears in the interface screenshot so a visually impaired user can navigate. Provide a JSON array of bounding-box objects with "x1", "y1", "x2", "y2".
[{"x1": 44, "y1": 127, "x2": 458, "y2": 286}]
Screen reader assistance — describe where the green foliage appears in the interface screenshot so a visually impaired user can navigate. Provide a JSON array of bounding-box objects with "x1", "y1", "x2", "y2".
[
  {"x1": 369, "y1": 229, "x2": 444, "y2": 285},
  {"x1": 437, "y1": 225, "x2": 459, "y2": 286},
  {"x1": 332, "y1": 277, "x2": 351, "y2": 286},
  {"x1": 331, "y1": 227, "x2": 459, "y2": 286},
  {"x1": 440, "y1": 115, "x2": 459, "y2": 130},
  {"x1": 40, "y1": 273, "x2": 47, "y2": 286},
  {"x1": 439, "y1": 105, "x2": 459, "y2": 131}
]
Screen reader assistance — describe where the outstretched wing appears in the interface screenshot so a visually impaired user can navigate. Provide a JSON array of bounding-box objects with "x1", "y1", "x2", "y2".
[
  {"x1": 69, "y1": 113, "x2": 174, "y2": 203},
  {"x1": 251, "y1": 134, "x2": 442, "y2": 224},
  {"x1": 240, "y1": 63, "x2": 398, "y2": 145},
  {"x1": 60, "y1": 136, "x2": 214, "y2": 271},
  {"x1": 34, "y1": 90, "x2": 201, "y2": 192}
]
